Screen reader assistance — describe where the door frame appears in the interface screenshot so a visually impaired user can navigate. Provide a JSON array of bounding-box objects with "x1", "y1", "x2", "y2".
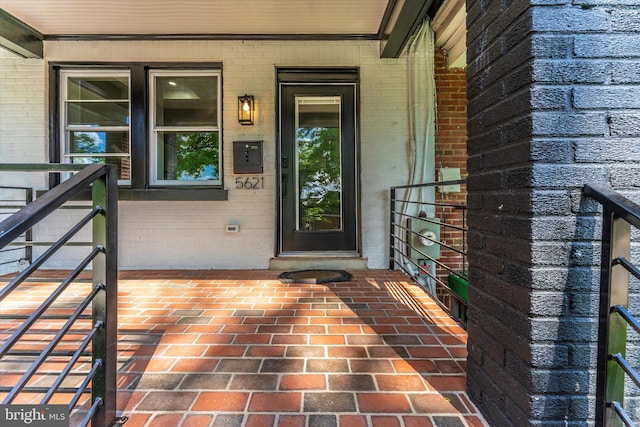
[{"x1": 275, "y1": 67, "x2": 361, "y2": 256}]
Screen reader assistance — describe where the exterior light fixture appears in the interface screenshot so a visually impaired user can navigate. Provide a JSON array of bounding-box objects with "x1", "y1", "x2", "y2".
[{"x1": 238, "y1": 94, "x2": 254, "y2": 125}]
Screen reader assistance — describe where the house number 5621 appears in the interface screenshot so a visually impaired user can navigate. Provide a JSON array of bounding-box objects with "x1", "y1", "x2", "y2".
[{"x1": 235, "y1": 176, "x2": 264, "y2": 189}]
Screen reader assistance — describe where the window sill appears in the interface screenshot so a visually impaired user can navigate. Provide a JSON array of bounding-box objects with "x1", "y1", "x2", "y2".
[
  {"x1": 119, "y1": 188, "x2": 229, "y2": 201},
  {"x1": 41, "y1": 187, "x2": 229, "y2": 201}
]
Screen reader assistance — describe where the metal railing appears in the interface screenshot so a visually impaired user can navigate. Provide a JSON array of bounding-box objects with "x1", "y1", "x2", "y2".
[
  {"x1": 390, "y1": 179, "x2": 468, "y2": 325},
  {"x1": 585, "y1": 184, "x2": 640, "y2": 427},
  {"x1": 0, "y1": 186, "x2": 33, "y2": 273},
  {"x1": 0, "y1": 164, "x2": 118, "y2": 427}
]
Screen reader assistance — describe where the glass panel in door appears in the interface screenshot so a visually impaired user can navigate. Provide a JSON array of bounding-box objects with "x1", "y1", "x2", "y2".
[{"x1": 295, "y1": 96, "x2": 342, "y2": 232}]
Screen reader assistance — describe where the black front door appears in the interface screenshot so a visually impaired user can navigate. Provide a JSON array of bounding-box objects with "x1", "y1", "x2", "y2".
[{"x1": 279, "y1": 84, "x2": 357, "y2": 253}]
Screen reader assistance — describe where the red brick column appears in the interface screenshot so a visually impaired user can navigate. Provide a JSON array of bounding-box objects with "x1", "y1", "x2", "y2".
[{"x1": 433, "y1": 49, "x2": 468, "y2": 309}]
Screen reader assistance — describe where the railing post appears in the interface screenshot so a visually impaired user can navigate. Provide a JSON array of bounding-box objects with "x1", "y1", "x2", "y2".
[
  {"x1": 91, "y1": 166, "x2": 118, "y2": 426},
  {"x1": 389, "y1": 187, "x2": 396, "y2": 270},
  {"x1": 25, "y1": 188, "x2": 33, "y2": 265},
  {"x1": 596, "y1": 208, "x2": 631, "y2": 426}
]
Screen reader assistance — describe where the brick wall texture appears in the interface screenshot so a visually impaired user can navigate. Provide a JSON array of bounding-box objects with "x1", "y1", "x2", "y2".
[
  {"x1": 466, "y1": 0, "x2": 640, "y2": 424},
  {"x1": 434, "y1": 50, "x2": 468, "y2": 312},
  {"x1": 0, "y1": 50, "x2": 47, "y2": 182}
]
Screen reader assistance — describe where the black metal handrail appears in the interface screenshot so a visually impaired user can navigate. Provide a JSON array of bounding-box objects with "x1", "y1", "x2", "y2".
[
  {"x1": 390, "y1": 179, "x2": 468, "y2": 325},
  {"x1": 585, "y1": 183, "x2": 640, "y2": 427},
  {"x1": 0, "y1": 163, "x2": 118, "y2": 427}
]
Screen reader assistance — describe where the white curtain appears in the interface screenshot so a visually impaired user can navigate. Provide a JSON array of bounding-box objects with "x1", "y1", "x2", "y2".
[
  {"x1": 407, "y1": 19, "x2": 437, "y2": 217},
  {"x1": 397, "y1": 19, "x2": 437, "y2": 289}
]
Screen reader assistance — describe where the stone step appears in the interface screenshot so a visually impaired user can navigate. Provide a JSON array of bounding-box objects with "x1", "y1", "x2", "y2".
[{"x1": 268, "y1": 255, "x2": 368, "y2": 271}]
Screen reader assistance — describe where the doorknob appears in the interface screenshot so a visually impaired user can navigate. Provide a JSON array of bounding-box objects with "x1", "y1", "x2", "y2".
[{"x1": 281, "y1": 156, "x2": 289, "y2": 169}]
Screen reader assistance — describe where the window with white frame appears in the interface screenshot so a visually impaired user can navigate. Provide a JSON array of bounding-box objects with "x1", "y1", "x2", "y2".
[
  {"x1": 150, "y1": 70, "x2": 221, "y2": 185},
  {"x1": 55, "y1": 65, "x2": 224, "y2": 197},
  {"x1": 60, "y1": 70, "x2": 131, "y2": 184}
]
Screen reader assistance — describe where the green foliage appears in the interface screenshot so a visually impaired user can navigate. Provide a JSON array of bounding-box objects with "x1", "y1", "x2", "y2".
[
  {"x1": 297, "y1": 127, "x2": 341, "y2": 229},
  {"x1": 72, "y1": 132, "x2": 103, "y2": 155},
  {"x1": 176, "y1": 132, "x2": 219, "y2": 179},
  {"x1": 71, "y1": 131, "x2": 220, "y2": 181}
]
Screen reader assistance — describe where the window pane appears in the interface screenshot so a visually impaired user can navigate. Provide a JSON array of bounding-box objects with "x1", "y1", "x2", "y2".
[
  {"x1": 67, "y1": 76, "x2": 128, "y2": 100},
  {"x1": 71, "y1": 156, "x2": 131, "y2": 182},
  {"x1": 67, "y1": 101, "x2": 129, "y2": 127},
  {"x1": 296, "y1": 97, "x2": 342, "y2": 231},
  {"x1": 155, "y1": 76, "x2": 218, "y2": 127},
  {"x1": 69, "y1": 131, "x2": 129, "y2": 155},
  {"x1": 156, "y1": 132, "x2": 219, "y2": 181}
]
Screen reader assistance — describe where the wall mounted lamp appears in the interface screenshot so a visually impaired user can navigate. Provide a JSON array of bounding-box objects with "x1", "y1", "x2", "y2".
[{"x1": 238, "y1": 94, "x2": 254, "y2": 125}]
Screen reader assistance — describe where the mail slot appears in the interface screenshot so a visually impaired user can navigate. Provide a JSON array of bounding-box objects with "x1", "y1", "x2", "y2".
[{"x1": 233, "y1": 141, "x2": 263, "y2": 174}]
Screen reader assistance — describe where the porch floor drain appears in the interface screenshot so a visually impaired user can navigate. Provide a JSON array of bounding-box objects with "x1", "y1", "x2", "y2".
[{"x1": 278, "y1": 269, "x2": 353, "y2": 284}]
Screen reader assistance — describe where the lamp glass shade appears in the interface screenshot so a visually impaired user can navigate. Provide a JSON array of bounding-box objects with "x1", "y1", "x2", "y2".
[{"x1": 238, "y1": 95, "x2": 254, "y2": 125}]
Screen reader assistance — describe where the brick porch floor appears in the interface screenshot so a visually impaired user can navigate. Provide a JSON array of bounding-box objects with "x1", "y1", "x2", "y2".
[{"x1": 1, "y1": 269, "x2": 488, "y2": 427}]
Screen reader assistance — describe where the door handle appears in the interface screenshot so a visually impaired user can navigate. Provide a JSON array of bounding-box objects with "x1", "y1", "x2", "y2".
[
  {"x1": 281, "y1": 173, "x2": 288, "y2": 196},
  {"x1": 281, "y1": 156, "x2": 289, "y2": 196}
]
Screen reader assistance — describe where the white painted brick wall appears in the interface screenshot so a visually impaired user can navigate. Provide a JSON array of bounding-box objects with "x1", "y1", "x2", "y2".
[
  {"x1": 1, "y1": 40, "x2": 412, "y2": 269},
  {"x1": 0, "y1": 49, "x2": 47, "y2": 188},
  {"x1": 0, "y1": 50, "x2": 48, "y2": 274}
]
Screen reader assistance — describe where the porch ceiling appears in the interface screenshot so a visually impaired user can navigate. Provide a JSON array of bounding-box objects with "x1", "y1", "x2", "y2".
[
  {"x1": 1, "y1": 0, "x2": 391, "y2": 37},
  {"x1": 1, "y1": 0, "x2": 466, "y2": 66}
]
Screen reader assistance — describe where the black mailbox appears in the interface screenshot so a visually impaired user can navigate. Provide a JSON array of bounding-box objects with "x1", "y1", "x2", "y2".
[{"x1": 233, "y1": 141, "x2": 263, "y2": 174}]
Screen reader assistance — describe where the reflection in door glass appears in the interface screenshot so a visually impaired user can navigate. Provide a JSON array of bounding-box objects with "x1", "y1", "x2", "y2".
[{"x1": 295, "y1": 96, "x2": 342, "y2": 231}]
